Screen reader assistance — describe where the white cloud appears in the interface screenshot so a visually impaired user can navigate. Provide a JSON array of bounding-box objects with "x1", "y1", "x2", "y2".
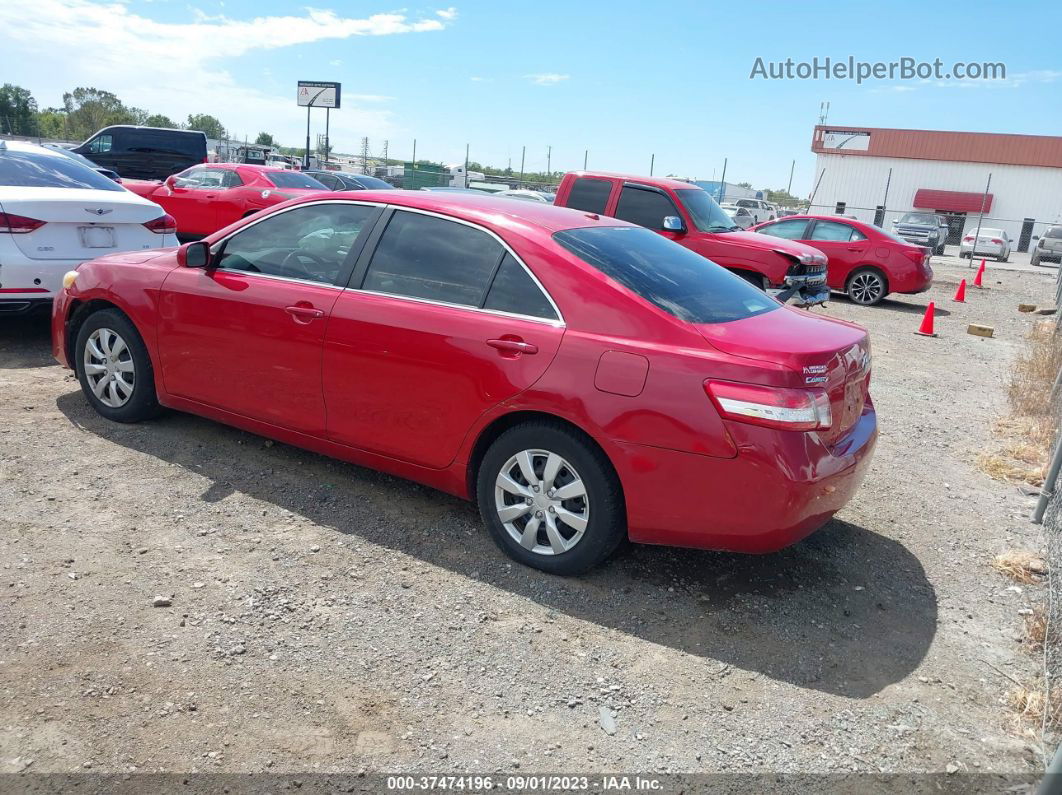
[
  {"x1": 469, "y1": 76, "x2": 491, "y2": 82},
  {"x1": 436, "y1": 7, "x2": 458, "y2": 20},
  {"x1": 0, "y1": 0, "x2": 456, "y2": 145},
  {"x1": 329, "y1": 59, "x2": 343, "y2": 67},
  {"x1": 525, "y1": 73, "x2": 570, "y2": 86}
]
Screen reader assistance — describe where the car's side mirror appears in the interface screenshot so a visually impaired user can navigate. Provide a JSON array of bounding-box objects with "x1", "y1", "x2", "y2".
[
  {"x1": 165, "y1": 175, "x2": 178, "y2": 189},
  {"x1": 183, "y1": 241, "x2": 211, "y2": 268},
  {"x1": 662, "y1": 216, "x2": 686, "y2": 233}
]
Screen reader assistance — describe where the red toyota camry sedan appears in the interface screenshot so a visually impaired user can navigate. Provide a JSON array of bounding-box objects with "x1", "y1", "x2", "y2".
[
  {"x1": 52, "y1": 192, "x2": 877, "y2": 574},
  {"x1": 750, "y1": 215, "x2": 933, "y2": 306}
]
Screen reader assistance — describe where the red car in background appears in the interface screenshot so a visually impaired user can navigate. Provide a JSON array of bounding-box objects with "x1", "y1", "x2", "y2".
[
  {"x1": 750, "y1": 215, "x2": 933, "y2": 306},
  {"x1": 553, "y1": 172, "x2": 830, "y2": 305},
  {"x1": 52, "y1": 191, "x2": 876, "y2": 575},
  {"x1": 123, "y1": 164, "x2": 329, "y2": 237}
]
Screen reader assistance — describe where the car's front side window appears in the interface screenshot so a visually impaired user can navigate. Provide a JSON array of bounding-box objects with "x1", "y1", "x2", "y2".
[
  {"x1": 615, "y1": 186, "x2": 681, "y2": 231},
  {"x1": 755, "y1": 219, "x2": 809, "y2": 240},
  {"x1": 361, "y1": 210, "x2": 503, "y2": 306},
  {"x1": 215, "y1": 203, "x2": 379, "y2": 285},
  {"x1": 89, "y1": 135, "x2": 112, "y2": 154}
]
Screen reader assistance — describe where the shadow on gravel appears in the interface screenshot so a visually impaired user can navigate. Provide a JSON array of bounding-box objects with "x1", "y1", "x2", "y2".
[
  {"x1": 0, "y1": 311, "x2": 55, "y2": 369},
  {"x1": 827, "y1": 295, "x2": 951, "y2": 317},
  {"x1": 57, "y1": 391, "x2": 937, "y2": 699}
]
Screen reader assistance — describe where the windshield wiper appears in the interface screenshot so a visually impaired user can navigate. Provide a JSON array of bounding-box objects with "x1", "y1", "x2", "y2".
[{"x1": 706, "y1": 225, "x2": 739, "y2": 232}]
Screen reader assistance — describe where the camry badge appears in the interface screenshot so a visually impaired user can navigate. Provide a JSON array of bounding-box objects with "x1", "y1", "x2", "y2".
[{"x1": 85, "y1": 208, "x2": 113, "y2": 216}]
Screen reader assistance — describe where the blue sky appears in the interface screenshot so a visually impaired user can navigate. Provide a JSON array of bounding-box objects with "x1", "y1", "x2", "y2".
[{"x1": 1, "y1": 0, "x2": 1059, "y2": 194}]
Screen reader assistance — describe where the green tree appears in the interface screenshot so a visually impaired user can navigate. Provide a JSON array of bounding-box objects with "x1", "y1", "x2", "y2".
[
  {"x1": 0, "y1": 84, "x2": 38, "y2": 136},
  {"x1": 143, "y1": 113, "x2": 179, "y2": 129},
  {"x1": 36, "y1": 110, "x2": 69, "y2": 139},
  {"x1": 186, "y1": 113, "x2": 226, "y2": 139},
  {"x1": 255, "y1": 132, "x2": 276, "y2": 146},
  {"x1": 61, "y1": 87, "x2": 136, "y2": 139}
]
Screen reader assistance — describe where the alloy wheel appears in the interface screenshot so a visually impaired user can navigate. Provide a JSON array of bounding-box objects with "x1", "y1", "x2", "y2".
[
  {"x1": 849, "y1": 272, "x2": 884, "y2": 305},
  {"x1": 83, "y1": 327, "x2": 135, "y2": 408},
  {"x1": 494, "y1": 449, "x2": 590, "y2": 556}
]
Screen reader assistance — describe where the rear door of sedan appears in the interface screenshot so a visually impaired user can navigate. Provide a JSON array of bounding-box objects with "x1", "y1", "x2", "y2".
[
  {"x1": 157, "y1": 200, "x2": 383, "y2": 434},
  {"x1": 322, "y1": 207, "x2": 565, "y2": 469}
]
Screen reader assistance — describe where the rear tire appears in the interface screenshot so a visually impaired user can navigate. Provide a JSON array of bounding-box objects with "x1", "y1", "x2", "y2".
[
  {"x1": 846, "y1": 268, "x2": 887, "y2": 306},
  {"x1": 476, "y1": 421, "x2": 625, "y2": 575},
  {"x1": 75, "y1": 308, "x2": 162, "y2": 423}
]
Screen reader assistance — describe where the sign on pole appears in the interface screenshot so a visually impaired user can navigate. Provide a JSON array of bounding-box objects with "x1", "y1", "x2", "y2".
[{"x1": 297, "y1": 81, "x2": 341, "y2": 109}]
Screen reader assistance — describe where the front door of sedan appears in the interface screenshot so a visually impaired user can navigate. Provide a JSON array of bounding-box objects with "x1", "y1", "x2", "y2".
[
  {"x1": 157, "y1": 201, "x2": 382, "y2": 435},
  {"x1": 323, "y1": 208, "x2": 565, "y2": 469},
  {"x1": 800, "y1": 220, "x2": 869, "y2": 288}
]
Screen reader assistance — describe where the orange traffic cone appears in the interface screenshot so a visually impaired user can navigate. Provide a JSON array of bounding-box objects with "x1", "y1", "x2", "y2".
[
  {"x1": 915, "y1": 302, "x2": 937, "y2": 337},
  {"x1": 974, "y1": 259, "x2": 986, "y2": 288},
  {"x1": 953, "y1": 279, "x2": 967, "y2": 302}
]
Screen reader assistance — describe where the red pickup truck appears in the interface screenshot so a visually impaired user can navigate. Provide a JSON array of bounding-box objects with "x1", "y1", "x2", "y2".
[{"x1": 554, "y1": 172, "x2": 829, "y2": 304}]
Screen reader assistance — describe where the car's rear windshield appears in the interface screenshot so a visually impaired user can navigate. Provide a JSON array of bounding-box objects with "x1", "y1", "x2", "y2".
[
  {"x1": 0, "y1": 150, "x2": 124, "y2": 191},
  {"x1": 553, "y1": 226, "x2": 779, "y2": 324},
  {"x1": 351, "y1": 175, "x2": 394, "y2": 189},
  {"x1": 267, "y1": 172, "x2": 327, "y2": 189},
  {"x1": 1046, "y1": 227, "x2": 1062, "y2": 239}
]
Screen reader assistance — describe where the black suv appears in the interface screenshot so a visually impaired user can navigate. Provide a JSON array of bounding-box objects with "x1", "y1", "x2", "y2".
[{"x1": 73, "y1": 126, "x2": 208, "y2": 181}]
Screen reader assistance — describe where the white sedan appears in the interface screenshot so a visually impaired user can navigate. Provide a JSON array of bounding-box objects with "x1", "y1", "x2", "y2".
[
  {"x1": 959, "y1": 226, "x2": 1011, "y2": 262},
  {"x1": 720, "y1": 203, "x2": 755, "y2": 229},
  {"x1": 0, "y1": 140, "x2": 176, "y2": 315}
]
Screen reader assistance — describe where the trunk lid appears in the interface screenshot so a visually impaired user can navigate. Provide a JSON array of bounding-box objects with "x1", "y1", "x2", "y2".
[
  {"x1": 0, "y1": 187, "x2": 165, "y2": 261},
  {"x1": 696, "y1": 307, "x2": 871, "y2": 444}
]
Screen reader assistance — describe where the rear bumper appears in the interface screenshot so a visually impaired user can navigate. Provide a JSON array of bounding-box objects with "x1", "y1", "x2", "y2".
[
  {"x1": 613, "y1": 403, "x2": 877, "y2": 552},
  {"x1": 0, "y1": 297, "x2": 52, "y2": 316}
]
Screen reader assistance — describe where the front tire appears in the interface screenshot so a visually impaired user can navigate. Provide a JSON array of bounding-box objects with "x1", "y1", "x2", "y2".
[
  {"x1": 846, "y1": 268, "x2": 887, "y2": 306},
  {"x1": 476, "y1": 422, "x2": 625, "y2": 575},
  {"x1": 75, "y1": 308, "x2": 162, "y2": 423}
]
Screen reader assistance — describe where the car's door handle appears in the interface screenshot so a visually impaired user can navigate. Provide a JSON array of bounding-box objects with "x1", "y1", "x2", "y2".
[
  {"x1": 847, "y1": 246, "x2": 862, "y2": 251},
  {"x1": 487, "y1": 338, "x2": 538, "y2": 356},
  {"x1": 285, "y1": 305, "x2": 324, "y2": 321}
]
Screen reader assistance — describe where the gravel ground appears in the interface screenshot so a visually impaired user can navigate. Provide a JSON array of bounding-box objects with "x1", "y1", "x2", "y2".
[{"x1": 0, "y1": 259, "x2": 1055, "y2": 778}]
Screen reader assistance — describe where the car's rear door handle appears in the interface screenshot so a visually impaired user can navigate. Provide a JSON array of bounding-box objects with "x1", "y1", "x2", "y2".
[
  {"x1": 487, "y1": 338, "x2": 538, "y2": 355},
  {"x1": 285, "y1": 305, "x2": 324, "y2": 321}
]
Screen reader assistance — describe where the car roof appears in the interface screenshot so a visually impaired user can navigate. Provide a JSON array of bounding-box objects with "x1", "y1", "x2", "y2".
[
  {"x1": 761, "y1": 214, "x2": 879, "y2": 231},
  {"x1": 289, "y1": 189, "x2": 630, "y2": 234},
  {"x1": 211, "y1": 163, "x2": 294, "y2": 173},
  {"x1": 0, "y1": 139, "x2": 67, "y2": 157},
  {"x1": 566, "y1": 170, "x2": 700, "y2": 191}
]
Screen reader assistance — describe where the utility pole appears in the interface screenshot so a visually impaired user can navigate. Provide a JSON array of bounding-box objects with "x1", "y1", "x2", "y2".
[
  {"x1": 970, "y1": 173, "x2": 992, "y2": 269},
  {"x1": 360, "y1": 137, "x2": 369, "y2": 175},
  {"x1": 717, "y1": 158, "x2": 727, "y2": 203},
  {"x1": 787, "y1": 159, "x2": 795, "y2": 194},
  {"x1": 583, "y1": 149, "x2": 588, "y2": 170},
  {"x1": 650, "y1": 154, "x2": 655, "y2": 176},
  {"x1": 546, "y1": 145, "x2": 551, "y2": 180},
  {"x1": 519, "y1": 145, "x2": 525, "y2": 186},
  {"x1": 464, "y1": 143, "x2": 470, "y2": 188},
  {"x1": 324, "y1": 108, "x2": 330, "y2": 165}
]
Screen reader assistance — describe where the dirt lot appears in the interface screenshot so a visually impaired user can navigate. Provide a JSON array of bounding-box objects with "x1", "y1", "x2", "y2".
[{"x1": 0, "y1": 260, "x2": 1056, "y2": 778}]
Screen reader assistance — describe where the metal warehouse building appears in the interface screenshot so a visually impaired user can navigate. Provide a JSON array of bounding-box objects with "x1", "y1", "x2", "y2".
[{"x1": 807, "y1": 125, "x2": 1062, "y2": 252}]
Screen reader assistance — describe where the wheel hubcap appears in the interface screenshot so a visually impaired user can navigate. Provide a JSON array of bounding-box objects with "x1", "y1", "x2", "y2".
[
  {"x1": 83, "y1": 328, "x2": 134, "y2": 408},
  {"x1": 850, "y1": 273, "x2": 883, "y2": 304},
  {"x1": 494, "y1": 449, "x2": 589, "y2": 556}
]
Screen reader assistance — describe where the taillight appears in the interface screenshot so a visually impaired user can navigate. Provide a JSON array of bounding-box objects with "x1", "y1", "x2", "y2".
[
  {"x1": 704, "y1": 380, "x2": 832, "y2": 432},
  {"x1": 0, "y1": 211, "x2": 45, "y2": 233},
  {"x1": 990, "y1": 238, "x2": 1002, "y2": 245},
  {"x1": 143, "y1": 213, "x2": 177, "y2": 234},
  {"x1": 962, "y1": 235, "x2": 974, "y2": 242}
]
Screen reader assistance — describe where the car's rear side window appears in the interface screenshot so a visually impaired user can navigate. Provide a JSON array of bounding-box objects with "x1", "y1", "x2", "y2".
[
  {"x1": 565, "y1": 178, "x2": 612, "y2": 214},
  {"x1": 362, "y1": 210, "x2": 503, "y2": 307},
  {"x1": 483, "y1": 254, "x2": 557, "y2": 320},
  {"x1": 0, "y1": 150, "x2": 124, "y2": 191},
  {"x1": 553, "y1": 226, "x2": 779, "y2": 324}
]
